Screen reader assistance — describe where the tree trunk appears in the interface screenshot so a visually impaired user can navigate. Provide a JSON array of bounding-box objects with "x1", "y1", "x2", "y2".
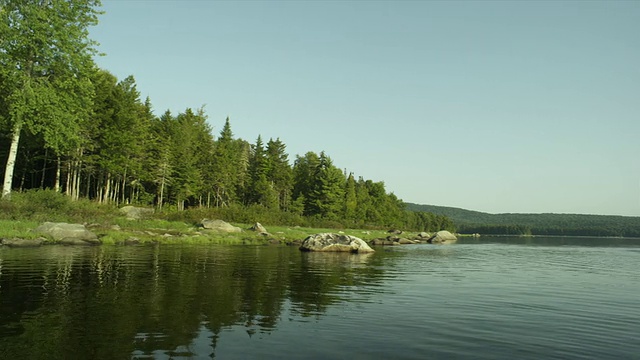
[
  {"x1": 104, "y1": 173, "x2": 111, "y2": 203},
  {"x1": 55, "y1": 157, "x2": 61, "y2": 192},
  {"x1": 40, "y1": 149, "x2": 48, "y2": 189},
  {"x1": 158, "y1": 173, "x2": 165, "y2": 210},
  {"x1": 65, "y1": 160, "x2": 72, "y2": 195},
  {"x1": 73, "y1": 160, "x2": 81, "y2": 201},
  {"x1": 121, "y1": 167, "x2": 127, "y2": 205},
  {"x1": 19, "y1": 164, "x2": 27, "y2": 192},
  {"x1": 2, "y1": 120, "x2": 23, "y2": 199},
  {"x1": 86, "y1": 173, "x2": 91, "y2": 200},
  {"x1": 113, "y1": 179, "x2": 120, "y2": 205}
]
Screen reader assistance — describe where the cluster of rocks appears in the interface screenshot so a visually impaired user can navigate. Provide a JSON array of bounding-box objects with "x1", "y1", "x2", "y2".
[
  {"x1": 368, "y1": 230, "x2": 457, "y2": 246},
  {"x1": 299, "y1": 233, "x2": 375, "y2": 253},
  {"x1": 297, "y1": 230, "x2": 458, "y2": 253},
  {"x1": 300, "y1": 231, "x2": 457, "y2": 253}
]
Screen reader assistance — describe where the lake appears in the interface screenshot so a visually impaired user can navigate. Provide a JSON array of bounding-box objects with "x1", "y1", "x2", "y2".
[{"x1": 1, "y1": 236, "x2": 639, "y2": 359}]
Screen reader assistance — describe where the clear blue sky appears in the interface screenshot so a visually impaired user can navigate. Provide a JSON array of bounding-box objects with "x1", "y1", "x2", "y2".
[{"x1": 91, "y1": 0, "x2": 640, "y2": 216}]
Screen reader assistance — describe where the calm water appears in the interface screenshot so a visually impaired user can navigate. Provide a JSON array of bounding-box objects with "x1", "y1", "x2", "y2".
[{"x1": 1, "y1": 237, "x2": 639, "y2": 359}]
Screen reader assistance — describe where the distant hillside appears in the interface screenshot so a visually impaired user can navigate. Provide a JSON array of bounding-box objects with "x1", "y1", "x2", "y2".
[{"x1": 405, "y1": 203, "x2": 640, "y2": 237}]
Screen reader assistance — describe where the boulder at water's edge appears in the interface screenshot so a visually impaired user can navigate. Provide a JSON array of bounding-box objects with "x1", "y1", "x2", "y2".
[
  {"x1": 428, "y1": 230, "x2": 457, "y2": 244},
  {"x1": 300, "y1": 233, "x2": 375, "y2": 253},
  {"x1": 200, "y1": 219, "x2": 242, "y2": 233},
  {"x1": 33, "y1": 222, "x2": 100, "y2": 245}
]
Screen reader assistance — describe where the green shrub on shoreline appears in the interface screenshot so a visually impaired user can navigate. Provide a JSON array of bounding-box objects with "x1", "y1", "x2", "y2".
[{"x1": 0, "y1": 190, "x2": 398, "y2": 245}]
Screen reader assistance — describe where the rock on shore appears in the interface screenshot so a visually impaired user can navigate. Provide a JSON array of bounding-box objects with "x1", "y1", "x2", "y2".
[
  {"x1": 33, "y1": 222, "x2": 100, "y2": 245},
  {"x1": 200, "y1": 219, "x2": 242, "y2": 233},
  {"x1": 428, "y1": 230, "x2": 457, "y2": 244},
  {"x1": 300, "y1": 233, "x2": 374, "y2": 253}
]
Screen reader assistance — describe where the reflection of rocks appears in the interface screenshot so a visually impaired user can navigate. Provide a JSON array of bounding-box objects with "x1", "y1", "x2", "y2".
[
  {"x1": 34, "y1": 222, "x2": 100, "y2": 245},
  {"x1": 299, "y1": 233, "x2": 374, "y2": 253},
  {"x1": 58, "y1": 238, "x2": 101, "y2": 246},
  {"x1": 200, "y1": 219, "x2": 242, "y2": 233},
  {"x1": 1, "y1": 237, "x2": 45, "y2": 247},
  {"x1": 428, "y1": 230, "x2": 457, "y2": 244},
  {"x1": 124, "y1": 237, "x2": 141, "y2": 245},
  {"x1": 303, "y1": 251, "x2": 374, "y2": 267}
]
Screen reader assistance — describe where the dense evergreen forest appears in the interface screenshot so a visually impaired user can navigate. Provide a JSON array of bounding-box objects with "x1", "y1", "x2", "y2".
[
  {"x1": 406, "y1": 203, "x2": 640, "y2": 238},
  {"x1": 0, "y1": 1, "x2": 454, "y2": 232}
]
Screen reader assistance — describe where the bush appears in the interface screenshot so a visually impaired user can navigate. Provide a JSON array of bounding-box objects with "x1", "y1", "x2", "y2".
[{"x1": 0, "y1": 189, "x2": 118, "y2": 223}]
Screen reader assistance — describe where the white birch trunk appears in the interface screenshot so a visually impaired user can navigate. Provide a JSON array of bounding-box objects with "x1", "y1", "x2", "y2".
[
  {"x1": 65, "y1": 161, "x2": 72, "y2": 195},
  {"x1": 55, "y1": 157, "x2": 61, "y2": 192},
  {"x1": 104, "y1": 173, "x2": 111, "y2": 204},
  {"x1": 159, "y1": 175, "x2": 165, "y2": 210},
  {"x1": 1, "y1": 121, "x2": 22, "y2": 199}
]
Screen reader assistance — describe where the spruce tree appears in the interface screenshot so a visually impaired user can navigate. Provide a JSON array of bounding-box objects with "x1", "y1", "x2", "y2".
[{"x1": 265, "y1": 138, "x2": 292, "y2": 210}]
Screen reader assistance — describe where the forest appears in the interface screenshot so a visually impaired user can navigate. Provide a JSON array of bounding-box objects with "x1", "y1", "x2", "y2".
[
  {"x1": 406, "y1": 203, "x2": 640, "y2": 238},
  {"x1": 0, "y1": 1, "x2": 454, "y2": 233}
]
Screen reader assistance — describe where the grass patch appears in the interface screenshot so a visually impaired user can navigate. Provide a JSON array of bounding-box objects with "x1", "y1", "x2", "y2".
[
  {"x1": 0, "y1": 190, "x2": 424, "y2": 246},
  {"x1": 0, "y1": 219, "x2": 42, "y2": 239}
]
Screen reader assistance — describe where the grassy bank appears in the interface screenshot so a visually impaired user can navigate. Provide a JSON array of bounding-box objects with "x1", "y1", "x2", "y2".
[{"x1": 0, "y1": 190, "x2": 404, "y2": 245}]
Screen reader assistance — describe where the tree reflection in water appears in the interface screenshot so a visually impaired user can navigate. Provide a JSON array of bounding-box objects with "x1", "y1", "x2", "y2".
[{"x1": 0, "y1": 245, "x2": 394, "y2": 359}]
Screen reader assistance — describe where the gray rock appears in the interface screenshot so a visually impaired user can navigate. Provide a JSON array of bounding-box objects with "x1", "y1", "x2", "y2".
[
  {"x1": 428, "y1": 230, "x2": 457, "y2": 244},
  {"x1": 248, "y1": 222, "x2": 268, "y2": 233},
  {"x1": 34, "y1": 222, "x2": 99, "y2": 243},
  {"x1": 1, "y1": 237, "x2": 45, "y2": 247},
  {"x1": 119, "y1": 206, "x2": 154, "y2": 220},
  {"x1": 300, "y1": 233, "x2": 374, "y2": 253},
  {"x1": 417, "y1": 232, "x2": 431, "y2": 239},
  {"x1": 369, "y1": 238, "x2": 396, "y2": 246},
  {"x1": 201, "y1": 219, "x2": 242, "y2": 233}
]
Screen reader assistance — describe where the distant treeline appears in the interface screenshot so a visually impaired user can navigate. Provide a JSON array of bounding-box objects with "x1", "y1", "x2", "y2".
[{"x1": 406, "y1": 203, "x2": 640, "y2": 238}]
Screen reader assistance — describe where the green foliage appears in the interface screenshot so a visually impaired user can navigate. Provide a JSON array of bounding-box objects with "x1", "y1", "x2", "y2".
[
  {"x1": 0, "y1": 4, "x2": 456, "y2": 232},
  {"x1": 306, "y1": 152, "x2": 345, "y2": 219},
  {"x1": 0, "y1": 219, "x2": 41, "y2": 239},
  {"x1": 266, "y1": 138, "x2": 293, "y2": 210},
  {"x1": 1, "y1": 0, "x2": 101, "y2": 197},
  {"x1": 0, "y1": 189, "x2": 117, "y2": 223}
]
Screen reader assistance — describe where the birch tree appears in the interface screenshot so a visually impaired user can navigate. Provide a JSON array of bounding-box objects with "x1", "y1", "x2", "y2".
[{"x1": 0, "y1": 0, "x2": 101, "y2": 198}]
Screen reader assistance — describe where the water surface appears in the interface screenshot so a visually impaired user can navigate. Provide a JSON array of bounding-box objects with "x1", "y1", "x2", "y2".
[{"x1": 1, "y1": 236, "x2": 638, "y2": 359}]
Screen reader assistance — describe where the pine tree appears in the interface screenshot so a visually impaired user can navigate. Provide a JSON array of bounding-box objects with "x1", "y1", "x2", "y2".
[
  {"x1": 292, "y1": 151, "x2": 320, "y2": 215},
  {"x1": 344, "y1": 172, "x2": 357, "y2": 220},
  {"x1": 210, "y1": 117, "x2": 243, "y2": 207},
  {"x1": 265, "y1": 138, "x2": 292, "y2": 210},
  {"x1": 307, "y1": 152, "x2": 345, "y2": 219}
]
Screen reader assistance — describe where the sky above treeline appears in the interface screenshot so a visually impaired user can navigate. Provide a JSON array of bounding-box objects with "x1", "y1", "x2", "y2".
[{"x1": 91, "y1": 1, "x2": 640, "y2": 217}]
